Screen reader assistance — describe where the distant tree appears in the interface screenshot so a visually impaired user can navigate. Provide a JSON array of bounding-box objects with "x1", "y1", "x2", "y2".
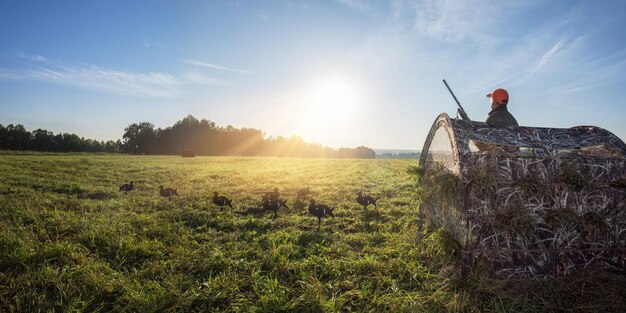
[
  {"x1": 80, "y1": 138, "x2": 102, "y2": 152},
  {"x1": 32, "y1": 129, "x2": 56, "y2": 151},
  {"x1": 0, "y1": 124, "x2": 6, "y2": 149},
  {"x1": 353, "y1": 146, "x2": 376, "y2": 159},
  {"x1": 155, "y1": 115, "x2": 220, "y2": 154},
  {"x1": 104, "y1": 140, "x2": 121, "y2": 153},
  {"x1": 122, "y1": 122, "x2": 157, "y2": 154},
  {"x1": 56, "y1": 133, "x2": 82, "y2": 152},
  {"x1": 0, "y1": 123, "x2": 123, "y2": 153},
  {"x1": 4, "y1": 124, "x2": 31, "y2": 150}
]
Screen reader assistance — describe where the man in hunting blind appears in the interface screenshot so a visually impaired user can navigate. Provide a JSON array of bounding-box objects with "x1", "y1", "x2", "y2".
[
  {"x1": 475, "y1": 88, "x2": 519, "y2": 153},
  {"x1": 485, "y1": 88, "x2": 518, "y2": 126}
]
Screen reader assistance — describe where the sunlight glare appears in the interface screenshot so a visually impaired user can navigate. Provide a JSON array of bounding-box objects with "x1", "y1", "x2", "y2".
[
  {"x1": 293, "y1": 76, "x2": 361, "y2": 146},
  {"x1": 311, "y1": 78, "x2": 358, "y2": 119}
]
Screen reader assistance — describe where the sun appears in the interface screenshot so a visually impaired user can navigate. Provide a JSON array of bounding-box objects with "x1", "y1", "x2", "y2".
[
  {"x1": 311, "y1": 78, "x2": 358, "y2": 119},
  {"x1": 292, "y1": 76, "x2": 360, "y2": 146}
]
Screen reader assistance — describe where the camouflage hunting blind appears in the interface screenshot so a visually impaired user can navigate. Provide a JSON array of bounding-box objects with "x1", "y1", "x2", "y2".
[{"x1": 419, "y1": 113, "x2": 626, "y2": 278}]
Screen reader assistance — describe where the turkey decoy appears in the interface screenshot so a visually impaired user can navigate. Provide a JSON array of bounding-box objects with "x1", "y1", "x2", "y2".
[
  {"x1": 213, "y1": 192, "x2": 233, "y2": 211},
  {"x1": 159, "y1": 185, "x2": 179, "y2": 201},
  {"x1": 308, "y1": 199, "x2": 334, "y2": 229},
  {"x1": 266, "y1": 188, "x2": 280, "y2": 202},
  {"x1": 356, "y1": 191, "x2": 377, "y2": 210},
  {"x1": 119, "y1": 181, "x2": 134, "y2": 194},
  {"x1": 296, "y1": 187, "x2": 311, "y2": 201},
  {"x1": 262, "y1": 194, "x2": 288, "y2": 219}
]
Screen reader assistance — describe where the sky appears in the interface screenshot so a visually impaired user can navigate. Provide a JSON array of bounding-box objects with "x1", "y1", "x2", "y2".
[{"x1": 1, "y1": 0, "x2": 626, "y2": 150}]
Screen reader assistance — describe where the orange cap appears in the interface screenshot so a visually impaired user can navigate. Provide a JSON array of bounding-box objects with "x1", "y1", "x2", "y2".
[{"x1": 487, "y1": 88, "x2": 509, "y2": 105}]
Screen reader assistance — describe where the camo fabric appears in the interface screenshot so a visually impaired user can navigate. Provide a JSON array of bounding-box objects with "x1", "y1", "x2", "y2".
[{"x1": 419, "y1": 113, "x2": 626, "y2": 278}]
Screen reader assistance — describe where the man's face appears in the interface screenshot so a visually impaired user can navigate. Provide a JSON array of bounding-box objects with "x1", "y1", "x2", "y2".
[{"x1": 490, "y1": 98, "x2": 502, "y2": 109}]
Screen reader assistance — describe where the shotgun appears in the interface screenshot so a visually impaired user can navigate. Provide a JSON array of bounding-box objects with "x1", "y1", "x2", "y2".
[{"x1": 442, "y1": 79, "x2": 471, "y2": 121}]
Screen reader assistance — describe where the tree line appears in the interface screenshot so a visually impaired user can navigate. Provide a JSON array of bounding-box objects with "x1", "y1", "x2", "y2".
[
  {"x1": 0, "y1": 115, "x2": 376, "y2": 158},
  {"x1": 122, "y1": 115, "x2": 375, "y2": 158},
  {"x1": 0, "y1": 124, "x2": 122, "y2": 153}
]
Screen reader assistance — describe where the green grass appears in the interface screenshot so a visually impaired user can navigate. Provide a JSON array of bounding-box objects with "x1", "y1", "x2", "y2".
[{"x1": 0, "y1": 154, "x2": 612, "y2": 312}]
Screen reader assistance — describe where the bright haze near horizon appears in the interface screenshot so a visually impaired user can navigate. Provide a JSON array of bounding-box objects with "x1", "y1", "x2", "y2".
[{"x1": 1, "y1": 0, "x2": 626, "y2": 150}]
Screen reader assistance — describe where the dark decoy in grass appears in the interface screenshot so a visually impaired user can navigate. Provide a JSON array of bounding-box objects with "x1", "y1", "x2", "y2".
[
  {"x1": 262, "y1": 194, "x2": 289, "y2": 219},
  {"x1": 356, "y1": 191, "x2": 377, "y2": 210},
  {"x1": 296, "y1": 187, "x2": 311, "y2": 201},
  {"x1": 159, "y1": 185, "x2": 179, "y2": 201},
  {"x1": 308, "y1": 199, "x2": 334, "y2": 229},
  {"x1": 213, "y1": 192, "x2": 233, "y2": 211},
  {"x1": 265, "y1": 187, "x2": 280, "y2": 202},
  {"x1": 119, "y1": 181, "x2": 134, "y2": 194}
]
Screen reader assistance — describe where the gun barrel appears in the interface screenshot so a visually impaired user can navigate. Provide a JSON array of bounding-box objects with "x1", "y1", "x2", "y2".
[
  {"x1": 442, "y1": 79, "x2": 461, "y2": 106},
  {"x1": 442, "y1": 79, "x2": 470, "y2": 121}
]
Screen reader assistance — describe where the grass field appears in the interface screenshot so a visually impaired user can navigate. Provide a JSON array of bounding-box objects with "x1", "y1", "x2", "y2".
[{"x1": 2, "y1": 153, "x2": 618, "y2": 312}]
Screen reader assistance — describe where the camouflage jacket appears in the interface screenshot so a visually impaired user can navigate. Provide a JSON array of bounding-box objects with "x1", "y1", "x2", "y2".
[{"x1": 486, "y1": 105, "x2": 518, "y2": 126}]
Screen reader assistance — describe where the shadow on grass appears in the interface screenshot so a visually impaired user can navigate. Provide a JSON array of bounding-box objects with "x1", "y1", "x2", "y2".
[
  {"x1": 293, "y1": 200, "x2": 307, "y2": 211},
  {"x1": 52, "y1": 184, "x2": 86, "y2": 196},
  {"x1": 84, "y1": 191, "x2": 117, "y2": 200},
  {"x1": 361, "y1": 209, "x2": 388, "y2": 224}
]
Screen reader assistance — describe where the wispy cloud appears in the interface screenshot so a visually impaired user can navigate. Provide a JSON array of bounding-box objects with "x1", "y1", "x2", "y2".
[
  {"x1": 513, "y1": 38, "x2": 566, "y2": 86},
  {"x1": 142, "y1": 39, "x2": 165, "y2": 49},
  {"x1": 411, "y1": 0, "x2": 497, "y2": 43},
  {"x1": 408, "y1": 0, "x2": 544, "y2": 44},
  {"x1": 391, "y1": 0, "x2": 408, "y2": 22},
  {"x1": 347, "y1": 0, "x2": 624, "y2": 112},
  {"x1": 334, "y1": 0, "x2": 373, "y2": 14},
  {"x1": 0, "y1": 54, "x2": 222, "y2": 97},
  {"x1": 17, "y1": 52, "x2": 48, "y2": 62},
  {"x1": 522, "y1": 49, "x2": 626, "y2": 102},
  {"x1": 184, "y1": 59, "x2": 250, "y2": 74},
  {"x1": 183, "y1": 71, "x2": 226, "y2": 86},
  {"x1": 531, "y1": 39, "x2": 565, "y2": 75}
]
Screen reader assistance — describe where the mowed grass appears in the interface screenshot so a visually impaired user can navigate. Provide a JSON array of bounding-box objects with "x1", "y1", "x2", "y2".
[{"x1": 1, "y1": 154, "x2": 532, "y2": 312}]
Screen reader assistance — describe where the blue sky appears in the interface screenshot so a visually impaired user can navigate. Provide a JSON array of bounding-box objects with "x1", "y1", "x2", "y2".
[{"x1": 1, "y1": 0, "x2": 625, "y2": 149}]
